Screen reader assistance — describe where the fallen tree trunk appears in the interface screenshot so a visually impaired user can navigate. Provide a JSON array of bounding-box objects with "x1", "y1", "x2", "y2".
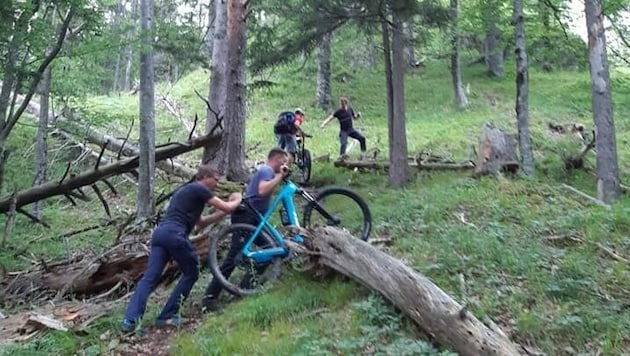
[
  {"x1": 334, "y1": 160, "x2": 475, "y2": 171},
  {"x1": 0, "y1": 226, "x2": 219, "y2": 302},
  {"x1": 0, "y1": 133, "x2": 221, "y2": 214},
  {"x1": 56, "y1": 119, "x2": 197, "y2": 179},
  {"x1": 308, "y1": 226, "x2": 523, "y2": 356},
  {"x1": 17, "y1": 85, "x2": 198, "y2": 180}
]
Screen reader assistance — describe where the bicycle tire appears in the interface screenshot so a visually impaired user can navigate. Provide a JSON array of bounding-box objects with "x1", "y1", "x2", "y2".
[
  {"x1": 299, "y1": 149, "x2": 312, "y2": 184},
  {"x1": 208, "y1": 223, "x2": 283, "y2": 296},
  {"x1": 302, "y1": 187, "x2": 372, "y2": 241}
]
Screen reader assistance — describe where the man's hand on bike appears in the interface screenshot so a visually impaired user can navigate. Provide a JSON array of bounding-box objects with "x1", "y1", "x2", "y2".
[{"x1": 280, "y1": 164, "x2": 291, "y2": 177}]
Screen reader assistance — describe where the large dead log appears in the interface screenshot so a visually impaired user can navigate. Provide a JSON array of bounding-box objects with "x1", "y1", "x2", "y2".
[
  {"x1": 308, "y1": 226, "x2": 523, "y2": 356},
  {"x1": 475, "y1": 123, "x2": 519, "y2": 176},
  {"x1": 0, "y1": 133, "x2": 220, "y2": 214},
  {"x1": 0, "y1": 227, "x2": 219, "y2": 302}
]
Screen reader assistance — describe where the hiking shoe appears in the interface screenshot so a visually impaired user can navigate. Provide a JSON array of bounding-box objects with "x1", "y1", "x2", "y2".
[
  {"x1": 155, "y1": 316, "x2": 186, "y2": 328},
  {"x1": 120, "y1": 319, "x2": 147, "y2": 335},
  {"x1": 202, "y1": 298, "x2": 223, "y2": 314}
]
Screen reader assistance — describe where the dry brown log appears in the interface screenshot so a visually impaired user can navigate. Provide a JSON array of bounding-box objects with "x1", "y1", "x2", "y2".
[
  {"x1": 334, "y1": 160, "x2": 475, "y2": 171},
  {"x1": 475, "y1": 123, "x2": 519, "y2": 176},
  {"x1": 308, "y1": 226, "x2": 523, "y2": 356},
  {"x1": 0, "y1": 228, "x2": 217, "y2": 302},
  {"x1": 0, "y1": 133, "x2": 220, "y2": 214}
]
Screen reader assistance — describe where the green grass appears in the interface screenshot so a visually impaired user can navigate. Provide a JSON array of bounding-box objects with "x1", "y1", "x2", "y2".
[{"x1": 3, "y1": 32, "x2": 630, "y2": 355}]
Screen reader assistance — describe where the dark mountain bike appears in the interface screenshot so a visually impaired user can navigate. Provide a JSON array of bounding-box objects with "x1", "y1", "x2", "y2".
[{"x1": 294, "y1": 133, "x2": 312, "y2": 184}]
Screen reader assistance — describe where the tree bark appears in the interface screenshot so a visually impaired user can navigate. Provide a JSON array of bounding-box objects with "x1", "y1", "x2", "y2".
[
  {"x1": 0, "y1": 133, "x2": 221, "y2": 214},
  {"x1": 513, "y1": 0, "x2": 534, "y2": 176},
  {"x1": 316, "y1": 32, "x2": 332, "y2": 112},
  {"x1": 309, "y1": 227, "x2": 523, "y2": 356},
  {"x1": 203, "y1": 0, "x2": 228, "y2": 166},
  {"x1": 381, "y1": 19, "x2": 394, "y2": 156},
  {"x1": 388, "y1": 16, "x2": 410, "y2": 187},
  {"x1": 137, "y1": 0, "x2": 156, "y2": 220},
  {"x1": 450, "y1": 0, "x2": 468, "y2": 108},
  {"x1": 223, "y1": 0, "x2": 250, "y2": 182},
  {"x1": 585, "y1": 0, "x2": 620, "y2": 203},
  {"x1": 484, "y1": 1, "x2": 504, "y2": 78},
  {"x1": 33, "y1": 65, "x2": 51, "y2": 219}
]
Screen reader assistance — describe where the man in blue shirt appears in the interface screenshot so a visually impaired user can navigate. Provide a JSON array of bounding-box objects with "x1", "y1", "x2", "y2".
[
  {"x1": 203, "y1": 148, "x2": 289, "y2": 311},
  {"x1": 121, "y1": 165, "x2": 242, "y2": 332}
]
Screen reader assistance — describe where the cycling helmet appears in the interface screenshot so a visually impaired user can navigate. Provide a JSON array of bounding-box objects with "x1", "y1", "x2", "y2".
[{"x1": 294, "y1": 108, "x2": 304, "y2": 115}]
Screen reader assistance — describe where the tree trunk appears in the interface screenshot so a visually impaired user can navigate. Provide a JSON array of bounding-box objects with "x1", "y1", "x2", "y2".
[
  {"x1": 33, "y1": 66, "x2": 51, "y2": 219},
  {"x1": 223, "y1": 0, "x2": 250, "y2": 182},
  {"x1": 137, "y1": 0, "x2": 156, "y2": 220},
  {"x1": 316, "y1": 32, "x2": 332, "y2": 113},
  {"x1": 484, "y1": 2, "x2": 504, "y2": 79},
  {"x1": 123, "y1": 0, "x2": 139, "y2": 91},
  {"x1": 450, "y1": 0, "x2": 468, "y2": 108},
  {"x1": 585, "y1": 0, "x2": 620, "y2": 203},
  {"x1": 403, "y1": 21, "x2": 415, "y2": 67},
  {"x1": 513, "y1": 0, "x2": 534, "y2": 176},
  {"x1": 388, "y1": 16, "x2": 410, "y2": 187},
  {"x1": 309, "y1": 227, "x2": 523, "y2": 355},
  {"x1": 381, "y1": 19, "x2": 394, "y2": 154},
  {"x1": 203, "y1": 0, "x2": 228, "y2": 166}
]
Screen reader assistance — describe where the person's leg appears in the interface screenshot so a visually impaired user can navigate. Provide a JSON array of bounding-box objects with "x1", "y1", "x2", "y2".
[
  {"x1": 276, "y1": 135, "x2": 286, "y2": 150},
  {"x1": 123, "y1": 231, "x2": 170, "y2": 327},
  {"x1": 203, "y1": 211, "x2": 250, "y2": 308},
  {"x1": 156, "y1": 234, "x2": 199, "y2": 323},
  {"x1": 348, "y1": 129, "x2": 367, "y2": 152},
  {"x1": 285, "y1": 135, "x2": 297, "y2": 164},
  {"x1": 339, "y1": 131, "x2": 349, "y2": 156}
]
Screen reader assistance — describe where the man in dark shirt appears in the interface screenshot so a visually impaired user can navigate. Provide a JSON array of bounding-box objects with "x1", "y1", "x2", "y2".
[
  {"x1": 320, "y1": 96, "x2": 367, "y2": 160},
  {"x1": 203, "y1": 148, "x2": 289, "y2": 311},
  {"x1": 121, "y1": 165, "x2": 242, "y2": 332}
]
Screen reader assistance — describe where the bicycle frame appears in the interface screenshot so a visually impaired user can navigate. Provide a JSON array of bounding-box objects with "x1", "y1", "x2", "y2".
[{"x1": 242, "y1": 179, "x2": 303, "y2": 264}]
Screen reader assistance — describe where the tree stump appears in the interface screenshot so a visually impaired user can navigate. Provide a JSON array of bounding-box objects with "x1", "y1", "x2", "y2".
[{"x1": 475, "y1": 123, "x2": 519, "y2": 176}]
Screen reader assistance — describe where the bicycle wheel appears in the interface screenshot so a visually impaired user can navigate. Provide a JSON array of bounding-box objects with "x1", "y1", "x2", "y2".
[
  {"x1": 299, "y1": 149, "x2": 312, "y2": 184},
  {"x1": 303, "y1": 187, "x2": 372, "y2": 241},
  {"x1": 208, "y1": 223, "x2": 283, "y2": 296}
]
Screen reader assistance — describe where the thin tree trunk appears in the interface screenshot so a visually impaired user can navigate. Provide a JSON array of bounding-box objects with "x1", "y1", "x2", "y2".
[
  {"x1": 203, "y1": 0, "x2": 228, "y2": 166},
  {"x1": 137, "y1": 0, "x2": 156, "y2": 220},
  {"x1": 513, "y1": 0, "x2": 534, "y2": 176},
  {"x1": 123, "y1": 0, "x2": 139, "y2": 91},
  {"x1": 450, "y1": 0, "x2": 468, "y2": 108},
  {"x1": 33, "y1": 66, "x2": 51, "y2": 219},
  {"x1": 585, "y1": 0, "x2": 620, "y2": 203},
  {"x1": 316, "y1": 32, "x2": 332, "y2": 112},
  {"x1": 403, "y1": 21, "x2": 415, "y2": 67},
  {"x1": 381, "y1": 20, "x2": 394, "y2": 152},
  {"x1": 484, "y1": 1, "x2": 504, "y2": 79},
  {"x1": 389, "y1": 16, "x2": 410, "y2": 187},
  {"x1": 223, "y1": 0, "x2": 249, "y2": 182}
]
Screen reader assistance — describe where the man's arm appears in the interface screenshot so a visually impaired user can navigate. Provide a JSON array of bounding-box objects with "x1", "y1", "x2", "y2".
[
  {"x1": 258, "y1": 169, "x2": 288, "y2": 197},
  {"x1": 320, "y1": 114, "x2": 334, "y2": 128},
  {"x1": 208, "y1": 192, "x2": 242, "y2": 213}
]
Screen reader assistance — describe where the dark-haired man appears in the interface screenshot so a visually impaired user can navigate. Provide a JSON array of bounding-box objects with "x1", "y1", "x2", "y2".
[{"x1": 121, "y1": 165, "x2": 242, "y2": 332}]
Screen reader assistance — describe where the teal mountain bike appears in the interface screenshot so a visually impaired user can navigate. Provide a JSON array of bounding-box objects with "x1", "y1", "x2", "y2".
[{"x1": 208, "y1": 173, "x2": 371, "y2": 296}]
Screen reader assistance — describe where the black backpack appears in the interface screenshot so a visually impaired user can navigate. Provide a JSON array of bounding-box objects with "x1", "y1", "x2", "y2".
[{"x1": 273, "y1": 111, "x2": 296, "y2": 134}]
